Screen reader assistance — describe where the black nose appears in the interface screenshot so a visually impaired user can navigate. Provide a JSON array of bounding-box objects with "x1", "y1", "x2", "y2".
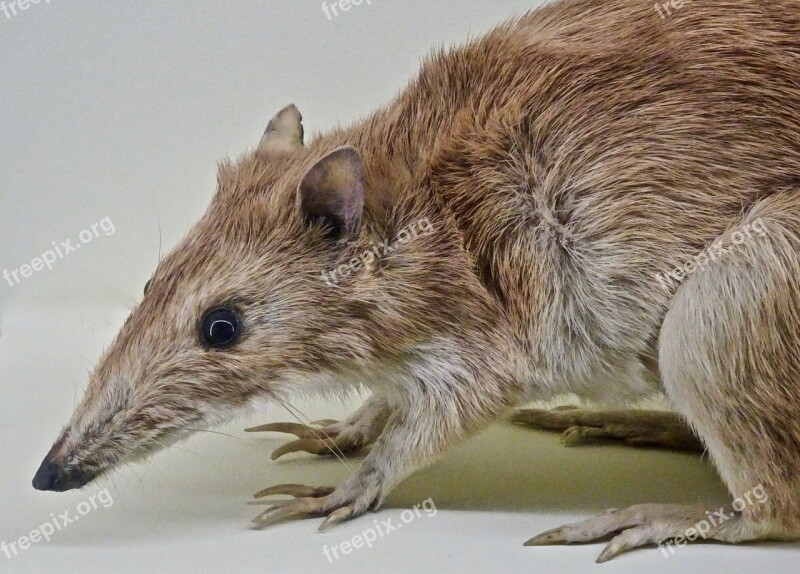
[
  {"x1": 32, "y1": 456, "x2": 98, "y2": 492},
  {"x1": 32, "y1": 458, "x2": 63, "y2": 491}
]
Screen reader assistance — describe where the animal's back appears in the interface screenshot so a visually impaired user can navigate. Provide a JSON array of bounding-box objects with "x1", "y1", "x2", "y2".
[{"x1": 400, "y1": 0, "x2": 800, "y2": 398}]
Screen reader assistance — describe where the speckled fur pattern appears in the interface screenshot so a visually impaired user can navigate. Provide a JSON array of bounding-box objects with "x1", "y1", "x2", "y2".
[{"x1": 40, "y1": 0, "x2": 800, "y2": 560}]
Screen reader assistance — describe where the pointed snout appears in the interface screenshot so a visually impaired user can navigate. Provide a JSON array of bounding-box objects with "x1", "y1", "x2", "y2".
[{"x1": 32, "y1": 455, "x2": 97, "y2": 492}]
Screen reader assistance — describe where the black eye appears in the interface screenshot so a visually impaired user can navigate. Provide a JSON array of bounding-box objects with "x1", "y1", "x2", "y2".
[
  {"x1": 143, "y1": 279, "x2": 151, "y2": 295},
  {"x1": 200, "y1": 308, "x2": 240, "y2": 348}
]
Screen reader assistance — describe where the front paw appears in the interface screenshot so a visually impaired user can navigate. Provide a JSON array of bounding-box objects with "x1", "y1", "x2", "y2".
[
  {"x1": 252, "y1": 468, "x2": 386, "y2": 531},
  {"x1": 244, "y1": 419, "x2": 375, "y2": 460}
]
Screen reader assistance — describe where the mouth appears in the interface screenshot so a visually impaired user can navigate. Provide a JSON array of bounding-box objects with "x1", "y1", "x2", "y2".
[{"x1": 31, "y1": 457, "x2": 100, "y2": 492}]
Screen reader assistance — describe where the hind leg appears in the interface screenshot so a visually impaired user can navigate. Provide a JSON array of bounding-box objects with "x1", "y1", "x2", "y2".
[
  {"x1": 527, "y1": 191, "x2": 800, "y2": 561},
  {"x1": 512, "y1": 406, "x2": 703, "y2": 451}
]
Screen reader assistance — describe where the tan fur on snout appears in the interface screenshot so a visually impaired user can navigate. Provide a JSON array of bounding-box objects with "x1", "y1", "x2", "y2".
[{"x1": 42, "y1": 0, "x2": 800, "y2": 561}]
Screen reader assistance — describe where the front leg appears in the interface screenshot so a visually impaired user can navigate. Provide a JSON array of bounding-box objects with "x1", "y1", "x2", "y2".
[{"x1": 253, "y1": 343, "x2": 522, "y2": 530}]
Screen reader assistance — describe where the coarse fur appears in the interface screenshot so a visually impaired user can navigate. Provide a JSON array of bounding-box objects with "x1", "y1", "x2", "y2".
[{"x1": 34, "y1": 0, "x2": 800, "y2": 561}]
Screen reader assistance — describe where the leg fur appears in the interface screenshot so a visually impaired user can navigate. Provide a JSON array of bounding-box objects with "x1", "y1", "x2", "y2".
[
  {"x1": 660, "y1": 189, "x2": 800, "y2": 538},
  {"x1": 251, "y1": 336, "x2": 523, "y2": 530},
  {"x1": 527, "y1": 189, "x2": 800, "y2": 560}
]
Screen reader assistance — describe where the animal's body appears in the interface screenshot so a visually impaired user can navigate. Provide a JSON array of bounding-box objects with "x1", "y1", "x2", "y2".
[{"x1": 32, "y1": 0, "x2": 800, "y2": 561}]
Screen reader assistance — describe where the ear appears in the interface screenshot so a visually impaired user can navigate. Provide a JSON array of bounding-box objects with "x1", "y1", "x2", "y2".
[
  {"x1": 297, "y1": 146, "x2": 365, "y2": 240},
  {"x1": 258, "y1": 104, "x2": 304, "y2": 153}
]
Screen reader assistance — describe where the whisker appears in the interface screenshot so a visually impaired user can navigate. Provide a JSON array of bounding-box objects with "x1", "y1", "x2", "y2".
[{"x1": 184, "y1": 428, "x2": 243, "y2": 441}]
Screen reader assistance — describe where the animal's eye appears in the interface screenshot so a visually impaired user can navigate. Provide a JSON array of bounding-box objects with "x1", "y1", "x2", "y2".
[
  {"x1": 200, "y1": 307, "x2": 240, "y2": 349},
  {"x1": 143, "y1": 279, "x2": 151, "y2": 295}
]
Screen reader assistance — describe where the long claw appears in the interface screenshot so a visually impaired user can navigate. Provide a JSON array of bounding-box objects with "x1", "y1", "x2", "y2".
[
  {"x1": 319, "y1": 506, "x2": 354, "y2": 531},
  {"x1": 254, "y1": 483, "x2": 335, "y2": 499},
  {"x1": 312, "y1": 419, "x2": 338, "y2": 426},
  {"x1": 252, "y1": 502, "x2": 298, "y2": 527},
  {"x1": 595, "y1": 525, "x2": 652, "y2": 563},
  {"x1": 595, "y1": 536, "x2": 633, "y2": 563},
  {"x1": 596, "y1": 542, "x2": 624, "y2": 563},
  {"x1": 271, "y1": 437, "x2": 339, "y2": 460},
  {"x1": 245, "y1": 422, "x2": 322, "y2": 438},
  {"x1": 524, "y1": 509, "x2": 621, "y2": 546},
  {"x1": 524, "y1": 527, "x2": 569, "y2": 546},
  {"x1": 252, "y1": 497, "x2": 323, "y2": 527}
]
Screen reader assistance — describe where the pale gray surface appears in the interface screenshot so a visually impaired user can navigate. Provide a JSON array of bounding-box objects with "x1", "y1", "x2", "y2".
[{"x1": 1, "y1": 1, "x2": 798, "y2": 573}]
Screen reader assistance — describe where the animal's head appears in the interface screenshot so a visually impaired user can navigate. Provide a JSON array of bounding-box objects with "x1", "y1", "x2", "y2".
[{"x1": 32, "y1": 104, "x2": 442, "y2": 492}]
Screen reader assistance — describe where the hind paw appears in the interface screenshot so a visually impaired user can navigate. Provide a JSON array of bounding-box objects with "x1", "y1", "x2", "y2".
[{"x1": 525, "y1": 503, "x2": 749, "y2": 562}]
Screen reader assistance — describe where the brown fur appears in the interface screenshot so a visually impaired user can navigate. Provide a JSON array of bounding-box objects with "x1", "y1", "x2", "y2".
[{"x1": 35, "y1": 0, "x2": 800, "y2": 561}]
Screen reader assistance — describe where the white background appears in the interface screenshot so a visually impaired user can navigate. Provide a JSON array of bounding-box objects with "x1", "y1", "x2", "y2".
[{"x1": 0, "y1": 1, "x2": 797, "y2": 573}]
